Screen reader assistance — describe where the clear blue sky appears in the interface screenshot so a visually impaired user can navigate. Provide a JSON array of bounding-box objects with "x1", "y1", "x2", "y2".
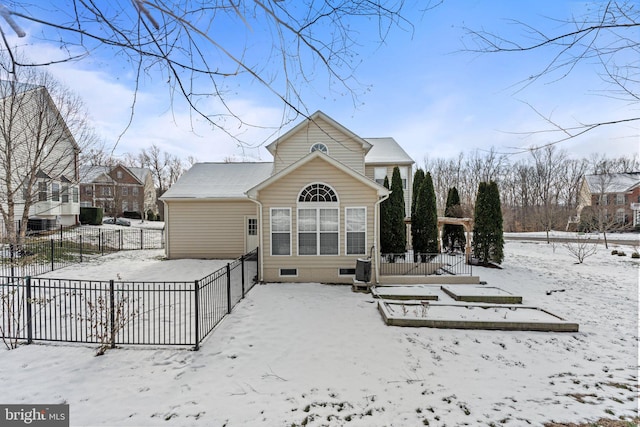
[{"x1": 9, "y1": 1, "x2": 637, "y2": 165}]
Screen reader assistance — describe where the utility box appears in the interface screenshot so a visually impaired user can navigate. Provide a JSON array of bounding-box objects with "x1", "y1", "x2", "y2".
[{"x1": 355, "y1": 258, "x2": 371, "y2": 283}]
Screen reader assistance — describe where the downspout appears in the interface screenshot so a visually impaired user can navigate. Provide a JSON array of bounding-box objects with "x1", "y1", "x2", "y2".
[
  {"x1": 247, "y1": 195, "x2": 264, "y2": 283},
  {"x1": 163, "y1": 200, "x2": 170, "y2": 258},
  {"x1": 373, "y1": 192, "x2": 390, "y2": 284}
]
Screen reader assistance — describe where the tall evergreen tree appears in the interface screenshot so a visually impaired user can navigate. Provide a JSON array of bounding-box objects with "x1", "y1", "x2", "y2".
[
  {"x1": 388, "y1": 166, "x2": 407, "y2": 254},
  {"x1": 442, "y1": 187, "x2": 466, "y2": 252},
  {"x1": 487, "y1": 181, "x2": 504, "y2": 264},
  {"x1": 414, "y1": 171, "x2": 438, "y2": 259},
  {"x1": 472, "y1": 181, "x2": 504, "y2": 264},
  {"x1": 411, "y1": 168, "x2": 425, "y2": 251},
  {"x1": 380, "y1": 176, "x2": 392, "y2": 254}
]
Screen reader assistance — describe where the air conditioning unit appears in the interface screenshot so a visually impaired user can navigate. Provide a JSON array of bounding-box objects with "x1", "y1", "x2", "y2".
[{"x1": 355, "y1": 258, "x2": 371, "y2": 283}]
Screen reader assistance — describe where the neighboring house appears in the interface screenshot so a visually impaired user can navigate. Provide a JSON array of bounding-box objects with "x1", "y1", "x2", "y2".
[
  {"x1": 79, "y1": 164, "x2": 157, "y2": 218},
  {"x1": 161, "y1": 111, "x2": 415, "y2": 284},
  {"x1": 576, "y1": 172, "x2": 640, "y2": 228},
  {"x1": 0, "y1": 81, "x2": 80, "y2": 229}
]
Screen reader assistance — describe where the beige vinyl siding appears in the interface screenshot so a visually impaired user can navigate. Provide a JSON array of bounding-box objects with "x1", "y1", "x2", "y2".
[
  {"x1": 271, "y1": 117, "x2": 366, "y2": 175},
  {"x1": 365, "y1": 164, "x2": 412, "y2": 216},
  {"x1": 165, "y1": 199, "x2": 257, "y2": 258},
  {"x1": 258, "y1": 157, "x2": 379, "y2": 283}
]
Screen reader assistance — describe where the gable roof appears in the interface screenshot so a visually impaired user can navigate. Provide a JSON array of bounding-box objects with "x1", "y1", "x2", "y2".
[
  {"x1": 364, "y1": 137, "x2": 414, "y2": 165},
  {"x1": 584, "y1": 172, "x2": 640, "y2": 193},
  {"x1": 128, "y1": 167, "x2": 151, "y2": 184},
  {"x1": 246, "y1": 150, "x2": 389, "y2": 198},
  {"x1": 80, "y1": 165, "x2": 112, "y2": 183},
  {"x1": 265, "y1": 110, "x2": 373, "y2": 156},
  {"x1": 0, "y1": 81, "x2": 81, "y2": 153},
  {"x1": 161, "y1": 162, "x2": 274, "y2": 200}
]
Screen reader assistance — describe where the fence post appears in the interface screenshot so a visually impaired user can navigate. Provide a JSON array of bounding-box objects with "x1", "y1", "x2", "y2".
[
  {"x1": 99, "y1": 232, "x2": 103, "y2": 255},
  {"x1": 50, "y1": 239, "x2": 54, "y2": 271},
  {"x1": 109, "y1": 280, "x2": 116, "y2": 349},
  {"x1": 241, "y1": 255, "x2": 245, "y2": 299},
  {"x1": 118, "y1": 229, "x2": 122, "y2": 251},
  {"x1": 193, "y1": 280, "x2": 200, "y2": 351},
  {"x1": 79, "y1": 235, "x2": 83, "y2": 262},
  {"x1": 10, "y1": 243, "x2": 14, "y2": 278},
  {"x1": 25, "y1": 276, "x2": 32, "y2": 344},
  {"x1": 226, "y1": 263, "x2": 231, "y2": 314},
  {"x1": 140, "y1": 229, "x2": 143, "y2": 250},
  {"x1": 59, "y1": 225, "x2": 63, "y2": 247}
]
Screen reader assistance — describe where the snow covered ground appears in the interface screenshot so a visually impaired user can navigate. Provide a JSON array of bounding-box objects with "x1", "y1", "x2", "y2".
[{"x1": 1, "y1": 237, "x2": 638, "y2": 426}]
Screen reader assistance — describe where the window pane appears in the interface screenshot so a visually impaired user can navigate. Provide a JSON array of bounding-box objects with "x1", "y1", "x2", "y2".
[
  {"x1": 320, "y1": 209, "x2": 338, "y2": 231},
  {"x1": 248, "y1": 218, "x2": 257, "y2": 236},
  {"x1": 38, "y1": 182, "x2": 47, "y2": 201},
  {"x1": 298, "y1": 209, "x2": 317, "y2": 232},
  {"x1": 272, "y1": 233, "x2": 290, "y2": 255},
  {"x1": 299, "y1": 233, "x2": 317, "y2": 255},
  {"x1": 347, "y1": 232, "x2": 366, "y2": 255},
  {"x1": 271, "y1": 209, "x2": 290, "y2": 232},
  {"x1": 346, "y1": 208, "x2": 366, "y2": 254},
  {"x1": 346, "y1": 208, "x2": 365, "y2": 232},
  {"x1": 320, "y1": 233, "x2": 338, "y2": 255},
  {"x1": 271, "y1": 209, "x2": 291, "y2": 255}
]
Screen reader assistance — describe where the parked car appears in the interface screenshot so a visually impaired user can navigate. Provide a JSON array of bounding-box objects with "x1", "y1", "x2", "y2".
[
  {"x1": 102, "y1": 217, "x2": 115, "y2": 224},
  {"x1": 116, "y1": 218, "x2": 131, "y2": 226}
]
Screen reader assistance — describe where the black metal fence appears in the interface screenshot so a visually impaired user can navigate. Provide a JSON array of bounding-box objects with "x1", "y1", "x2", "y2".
[
  {"x1": 0, "y1": 249, "x2": 259, "y2": 350},
  {"x1": 0, "y1": 226, "x2": 165, "y2": 277},
  {"x1": 380, "y1": 252, "x2": 473, "y2": 276}
]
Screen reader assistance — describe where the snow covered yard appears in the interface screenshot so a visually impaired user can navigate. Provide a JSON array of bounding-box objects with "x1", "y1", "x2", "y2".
[{"x1": 0, "y1": 239, "x2": 638, "y2": 426}]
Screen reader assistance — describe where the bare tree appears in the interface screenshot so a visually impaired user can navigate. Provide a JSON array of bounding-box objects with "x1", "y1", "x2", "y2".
[
  {"x1": 464, "y1": 1, "x2": 639, "y2": 147},
  {"x1": 0, "y1": 62, "x2": 97, "y2": 246},
  {"x1": 529, "y1": 145, "x2": 567, "y2": 242},
  {"x1": 1, "y1": 1, "x2": 431, "y2": 144}
]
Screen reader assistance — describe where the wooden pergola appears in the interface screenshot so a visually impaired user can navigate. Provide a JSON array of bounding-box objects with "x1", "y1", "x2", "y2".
[{"x1": 437, "y1": 217, "x2": 473, "y2": 261}]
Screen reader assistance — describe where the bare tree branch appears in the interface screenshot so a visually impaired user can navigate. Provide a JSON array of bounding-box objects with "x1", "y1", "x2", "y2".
[{"x1": 463, "y1": 1, "x2": 639, "y2": 148}]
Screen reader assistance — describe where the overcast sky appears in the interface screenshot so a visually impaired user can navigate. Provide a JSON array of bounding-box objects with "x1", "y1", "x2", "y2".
[{"x1": 7, "y1": 1, "x2": 637, "y2": 166}]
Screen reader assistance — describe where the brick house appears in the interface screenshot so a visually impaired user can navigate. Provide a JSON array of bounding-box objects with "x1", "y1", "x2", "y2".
[
  {"x1": 79, "y1": 164, "x2": 157, "y2": 218},
  {"x1": 577, "y1": 172, "x2": 640, "y2": 228}
]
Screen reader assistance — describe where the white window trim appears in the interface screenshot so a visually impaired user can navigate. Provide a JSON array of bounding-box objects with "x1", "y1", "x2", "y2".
[
  {"x1": 270, "y1": 207, "x2": 291, "y2": 256},
  {"x1": 374, "y1": 167, "x2": 387, "y2": 186},
  {"x1": 310, "y1": 142, "x2": 328, "y2": 154},
  {"x1": 345, "y1": 207, "x2": 367, "y2": 255},
  {"x1": 297, "y1": 205, "x2": 340, "y2": 256}
]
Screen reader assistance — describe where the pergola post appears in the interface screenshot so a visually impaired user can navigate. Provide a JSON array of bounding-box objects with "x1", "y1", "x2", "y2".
[{"x1": 437, "y1": 217, "x2": 473, "y2": 263}]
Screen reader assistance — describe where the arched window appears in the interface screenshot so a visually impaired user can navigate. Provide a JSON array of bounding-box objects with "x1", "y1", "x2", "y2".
[
  {"x1": 310, "y1": 142, "x2": 328, "y2": 154},
  {"x1": 298, "y1": 183, "x2": 339, "y2": 255},
  {"x1": 298, "y1": 183, "x2": 338, "y2": 203}
]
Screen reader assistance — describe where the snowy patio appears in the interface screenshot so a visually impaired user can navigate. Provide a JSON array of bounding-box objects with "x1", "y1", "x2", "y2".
[{"x1": 0, "y1": 238, "x2": 638, "y2": 426}]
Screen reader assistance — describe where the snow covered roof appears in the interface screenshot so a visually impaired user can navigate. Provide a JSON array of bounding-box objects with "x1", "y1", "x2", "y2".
[
  {"x1": 161, "y1": 162, "x2": 274, "y2": 199},
  {"x1": 585, "y1": 172, "x2": 640, "y2": 193},
  {"x1": 364, "y1": 137, "x2": 414, "y2": 165},
  {"x1": 80, "y1": 165, "x2": 112, "y2": 183},
  {"x1": 127, "y1": 167, "x2": 151, "y2": 184}
]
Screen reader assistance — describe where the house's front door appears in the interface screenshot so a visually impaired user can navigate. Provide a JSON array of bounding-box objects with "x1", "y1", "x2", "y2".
[{"x1": 245, "y1": 216, "x2": 259, "y2": 252}]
